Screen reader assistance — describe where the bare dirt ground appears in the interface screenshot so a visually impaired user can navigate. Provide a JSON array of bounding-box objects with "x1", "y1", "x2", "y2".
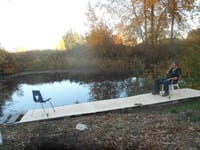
[{"x1": 0, "y1": 99, "x2": 200, "y2": 150}]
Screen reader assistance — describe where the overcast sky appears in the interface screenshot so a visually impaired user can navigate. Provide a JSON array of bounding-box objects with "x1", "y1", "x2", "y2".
[{"x1": 0, "y1": 0, "x2": 91, "y2": 51}]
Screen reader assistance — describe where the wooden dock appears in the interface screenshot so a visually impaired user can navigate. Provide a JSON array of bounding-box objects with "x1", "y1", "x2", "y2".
[
  {"x1": 0, "y1": 113, "x2": 23, "y2": 125},
  {"x1": 18, "y1": 88, "x2": 200, "y2": 124}
]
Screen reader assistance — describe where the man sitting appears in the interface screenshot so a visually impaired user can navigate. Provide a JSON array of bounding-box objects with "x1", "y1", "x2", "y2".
[{"x1": 152, "y1": 61, "x2": 181, "y2": 97}]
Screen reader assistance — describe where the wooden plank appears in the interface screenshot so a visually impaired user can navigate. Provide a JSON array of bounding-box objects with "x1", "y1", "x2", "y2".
[
  {"x1": 0, "y1": 130, "x2": 2, "y2": 145},
  {"x1": 0, "y1": 114, "x2": 11, "y2": 125},
  {"x1": 20, "y1": 88, "x2": 200, "y2": 123},
  {"x1": 6, "y1": 113, "x2": 21, "y2": 124}
]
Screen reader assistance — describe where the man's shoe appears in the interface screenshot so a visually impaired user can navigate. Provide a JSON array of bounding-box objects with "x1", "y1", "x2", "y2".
[{"x1": 162, "y1": 93, "x2": 169, "y2": 97}]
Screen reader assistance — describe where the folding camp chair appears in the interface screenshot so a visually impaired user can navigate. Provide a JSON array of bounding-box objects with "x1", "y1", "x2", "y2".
[{"x1": 32, "y1": 90, "x2": 55, "y2": 115}]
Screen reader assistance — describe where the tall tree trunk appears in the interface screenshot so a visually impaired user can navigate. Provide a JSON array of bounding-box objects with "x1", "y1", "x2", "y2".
[
  {"x1": 168, "y1": 0, "x2": 177, "y2": 56},
  {"x1": 150, "y1": 4, "x2": 155, "y2": 47},
  {"x1": 170, "y1": 13, "x2": 175, "y2": 56},
  {"x1": 144, "y1": 0, "x2": 148, "y2": 46},
  {"x1": 131, "y1": 1, "x2": 144, "y2": 43}
]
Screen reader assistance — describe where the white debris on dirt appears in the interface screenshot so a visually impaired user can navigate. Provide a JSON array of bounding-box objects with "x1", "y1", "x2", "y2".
[{"x1": 75, "y1": 123, "x2": 88, "y2": 131}]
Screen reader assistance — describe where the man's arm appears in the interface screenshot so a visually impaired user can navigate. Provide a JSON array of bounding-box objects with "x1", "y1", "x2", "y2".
[
  {"x1": 167, "y1": 68, "x2": 181, "y2": 81},
  {"x1": 167, "y1": 76, "x2": 178, "y2": 81},
  {"x1": 166, "y1": 67, "x2": 172, "y2": 74}
]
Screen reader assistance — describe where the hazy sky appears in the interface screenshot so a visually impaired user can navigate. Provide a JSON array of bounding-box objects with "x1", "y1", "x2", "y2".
[{"x1": 0, "y1": 0, "x2": 91, "y2": 51}]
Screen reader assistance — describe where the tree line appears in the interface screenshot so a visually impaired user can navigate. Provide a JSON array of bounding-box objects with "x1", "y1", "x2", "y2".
[
  {"x1": 0, "y1": 0, "x2": 200, "y2": 88},
  {"x1": 86, "y1": 0, "x2": 199, "y2": 51},
  {"x1": 0, "y1": 27, "x2": 199, "y2": 73}
]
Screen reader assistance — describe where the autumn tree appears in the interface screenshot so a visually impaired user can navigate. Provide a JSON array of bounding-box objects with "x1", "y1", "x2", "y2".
[
  {"x1": 93, "y1": 0, "x2": 165, "y2": 47},
  {"x1": 112, "y1": 35, "x2": 123, "y2": 45},
  {"x1": 0, "y1": 49, "x2": 16, "y2": 74},
  {"x1": 92, "y1": 0, "x2": 197, "y2": 49},
  {"x1": 56, "y1": 38, "x2": 66, "y2": 50},
  {"x1": 187, "y1": 28, "x2": 200, "y2": 41},
  {"x1": 62, "y1": 29, "x2": 84, "y2": 50},
  {"x1": 86, "y1": 2, "x2": 117, "y2": 59},
  {"x1": 87, "y1": 23, "x2": 114, "y2": 58},
  {"x1": 160, "y1": 0, "x2": 196, "y2": 55}
]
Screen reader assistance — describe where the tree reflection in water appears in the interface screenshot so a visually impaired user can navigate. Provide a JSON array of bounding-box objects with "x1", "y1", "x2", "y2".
[
  {"x1": 89, "y1": 77, "x2": 151, "y2": 101},
  {"x1": 90, "y1": 81, "x2": 120, "y2": 100},
  {"x1": 0, "y1": 80, "x2": 22, "y2": 116}
]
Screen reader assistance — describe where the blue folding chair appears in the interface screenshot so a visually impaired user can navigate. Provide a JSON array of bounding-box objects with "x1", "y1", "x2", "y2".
[{"x1": 32, "y1": 90, "x2": 55, "y2": 115}]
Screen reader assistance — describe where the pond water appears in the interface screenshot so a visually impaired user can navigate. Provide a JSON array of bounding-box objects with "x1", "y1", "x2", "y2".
[{"x1": 0, "y1": 74, "x2": 151, "y2": 117}]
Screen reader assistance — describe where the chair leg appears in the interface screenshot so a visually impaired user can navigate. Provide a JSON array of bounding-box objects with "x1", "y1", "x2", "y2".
[
  {"x1": 168, "y1": 85, "x2": 173, "y2": 98},
  {"x1": 161, "y1": 84, "x2": 164, "y2": 95},
  {"x1": 169, "y1": 83, "x2": 180, "y2": 98},
  {"x1": 48, "y1": 101, "x2": 55, "y2": 112},
  {"x1": 40, "y1": 103, "x2": 47, "y2": 114},
  {"x1": 177, "y1": 84, "x2": 180, "y2": 94}
]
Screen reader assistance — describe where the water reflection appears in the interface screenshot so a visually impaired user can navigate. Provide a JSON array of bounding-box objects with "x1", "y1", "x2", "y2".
[
  {"x1": 90, "y1": 81, "x2": 120, "y2": 100},
  {"x1": 0, "y1": 73, "x2": 151, "y2": 117}
]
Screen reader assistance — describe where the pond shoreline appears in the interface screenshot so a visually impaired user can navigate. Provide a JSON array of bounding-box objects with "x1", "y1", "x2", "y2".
[
  {"x1": 2, "y1": 69, "x2": 135, "y2": 84},
  {"x1": 8, "y1": 68, "x2": 131, "y2": 76}
]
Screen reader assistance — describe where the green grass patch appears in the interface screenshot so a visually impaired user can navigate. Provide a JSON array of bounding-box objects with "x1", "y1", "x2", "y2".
[
  {"x1": 168, "y1": 100, "x2": 200, "y2": 113},
  {"x1": 191, "y1": 115, "x2": 200, "y2": 122},
  {"x1": 168, "y1": 100, "x2": 200, "y2": 122}
]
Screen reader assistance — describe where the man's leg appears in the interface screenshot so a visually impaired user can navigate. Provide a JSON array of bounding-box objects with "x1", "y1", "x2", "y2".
[
  {"x1": 162, "y1": 79, "x2": 171, "y2": 96},
  {"x1": 153, "y1": 78, "x2": 163, "y2": 94}
]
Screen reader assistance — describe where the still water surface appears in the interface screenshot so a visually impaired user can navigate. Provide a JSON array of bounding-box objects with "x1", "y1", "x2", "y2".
[{"x1": 1, "y1": 76, "x2": 150, "y2": 116}]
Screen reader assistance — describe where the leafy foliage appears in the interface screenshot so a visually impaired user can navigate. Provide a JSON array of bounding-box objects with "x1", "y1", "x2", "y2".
[
  {"x1": 62, "y1": 29, "x2": 84, "y2": 50},
  {"x1": 187, "y1": 28, "x2": 200, "y2": 41},
  {"x1": 92, "y1": 0, "x2": 197, "y2": 49},
  {"x1": 0, "y1": 49, "x2": 16, "y2": 74}
]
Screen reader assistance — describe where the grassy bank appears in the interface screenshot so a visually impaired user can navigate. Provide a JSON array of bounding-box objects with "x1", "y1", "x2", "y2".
[{"x1": 168, "y1": 100, "x2": 200, "y2": 122}]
